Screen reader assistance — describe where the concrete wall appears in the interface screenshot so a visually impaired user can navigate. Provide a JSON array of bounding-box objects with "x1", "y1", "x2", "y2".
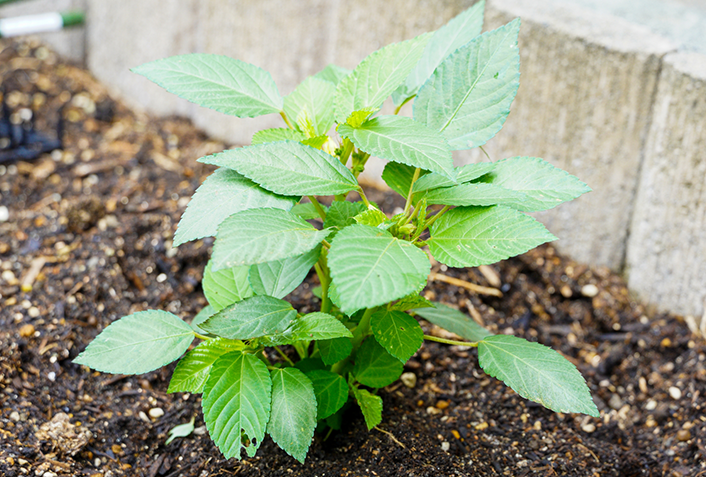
[{"x1": 4, "y1": 0, "x2": 706, "y2": 318}]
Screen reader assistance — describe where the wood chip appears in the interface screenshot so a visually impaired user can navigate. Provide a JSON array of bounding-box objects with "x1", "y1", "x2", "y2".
[{"x1": 428, "y1": 272, "x2": 502, "y2": 297}]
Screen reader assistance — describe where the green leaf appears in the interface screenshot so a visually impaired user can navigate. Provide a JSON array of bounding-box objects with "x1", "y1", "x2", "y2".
[
  {"x1": 261, "y1": 312, "x2": 353, "y2": 346},
  {"x1": 413, "y1": 162, "x2": 496, "y2": 193},
  {"x1": 284, "y1": 77, "x2": 336, "y2": 137},
  {"x1": 295, "y1": 358, "x2": 326, "y2": 374},
  {"x1": 414, "y1": 19, "x2": 521, "y2": 150},
  {"x1": 323, "y1": 201, "x2": 367, "y2": 229},
  {"x1": 212, "y1": 208, "x2": 330, "y2": 269},
  {"x1": 371, "y1": 310, "x2": 423, "y2": 363},
  {"x1": 338, "y1": 116, "x2": 453, "y2": 177},
  {"x1": 318, "y1": 337, "x2": 353, "y2": 366},
  {"x1": 291, "y1": 202, "x2": 327, "y2": 220},
  {"x1": 203, "y1": 259, "x2": 254, "y2": 312},
  {"x1": 335, "y1": 33, "x2": 432, "y2": 123},
  {"x1": 191, "y1": 305, "x2": 215, "y2": 335},
  {"x1": 484, "y1": 157, "x2": 591, "y2": 211},
  {"x1": 305, "y1": 370, "x2": 348, "y2": 420},
  {"x1": 166, "y1": 417, "x2": 195, "y2": 445},
  {"x1": 252, "y1": 128, "x2": 305, "y2": 145},
  {"x1": 132, "y1": 54, "x2": 282, "y2": 118},
  {"x1": 249, "y1": 246, "x2": 320, "y2": 299},
  {"x1": 381, "y1": 162, "x2": 428, "y2": 197},
  {"x1": 353, "y1": 338, "x2": 404, "y2": 388},
  {"x1": 168, "y1": 338, "x2": 244, "y2": 393},
  {"x1": 478, "y1": 335, "x2": 599, "y2": 416},
  {"x1": 393, "y1": 1, "x2": 486, "y2": 105},
  {"x1": 344, "y1": 107, "x2": 379, "y2": 128},
  {"x1": 420, "y1": 182, "x2": 527, "y2": 207},
  {"x1": 328, "y1": 225, "x2": 431, "y2": 314},
  {"x1": 201, "y1": 295, "x2": 297, "y2": 340},
  {"x1": 200, "y1": 141, "x2": 358, "y2": 196},
  {"x1": 413, "y1": 303, "x2": 492, "y2": 342},
  {"x1": 174, "y1": 168, "x2": 296, "y2": 246},
  {"x1": 353, "y1": 387, "x2": 383, "y2": 430},
  {"x1": 354, "y1": 208, "x2": 388, "y2": 227},
  {"x1": 202, "y1": 351, "x2": 272, "y2": 459},
  {"x1": 314, "y1": 64, "x2": 351, "y2": 85},
  {"x1": 267, "y1": 368, "x2": 317, "y2": 463},
  {"x1": 427, "y1": 206, "x2": 556, "y2": 267},
  {"x1": 74, "y1": 310, "x2": 193, "y2": 375},
  {"x1": 388, "y1": 293, "x2": 434, "y2": 312},
  {"x1": 301, "y1": 135, "x2": 329, "y2": 149}
]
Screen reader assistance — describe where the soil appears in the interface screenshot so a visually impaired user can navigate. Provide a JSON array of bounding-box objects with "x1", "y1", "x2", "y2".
[{"x1": 0, "y1": 38, "x2": 704, "y2": 477}]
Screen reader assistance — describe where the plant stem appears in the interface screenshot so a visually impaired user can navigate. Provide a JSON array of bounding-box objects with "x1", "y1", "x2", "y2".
[
  {"x1": 193, "y1": 332, "x2": 211, "y2": 341},
  {"x1": 479, "y1": 145, "x2": 491, "y2": 160},
  {"x1": 314, "y1": 260, "x2": 331, "y2": 314},
  {"x1": 423, "y1": 334, "x2": 478, "y2": 347},
  {"x1": 421, "y1": 205, "x2": 450, "y2": 229},
  {"x1": 393, "y1": 95, "x2": 415, "y2": 115},
  {"x1": 353, "y1": 152, "x2": 370, "y2": 179},
  {"x1": 400, "y1": 168, "x2": 421, "y2": 221},
  {"x1": 280, "y1": 111, "x2": 295, "y2": 130},
  {"x1": 321, "y1": 239, "x2": 331, "y2": 250},
  {"x1": 274, "y1": 346, "x2": 295, "y2": 366},
  {"x1": 307, "y1": 196, "x2": 327, "y2": 221},
  {"x1": 357, "y1": 187, "x2": 371, "y2": 208},
  {"x1": 351, "y1": 308, "x2": 375, "y2": 348},
  {"x1": 339, "y1": 137, "x2": 354, "y2": 166}
]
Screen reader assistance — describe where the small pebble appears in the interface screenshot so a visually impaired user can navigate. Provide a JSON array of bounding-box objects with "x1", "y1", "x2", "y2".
[
  {"x1": 1, "y1": 270, "x2": 17, "y2": 285},
  {"x1": 435, "y1": 400, "x2": 449, "y2": 410},
  {"x1": 608, "y1": 394, "x2": 623, "y2": 410},
  {"x1": 10, "y1": 411, "x2": 20, "y2": 421},
  {"x1": 560, "y1": 285, "x2": 573, "y2": 298},
  {"x1": 43, "y1": 472, "x2": 58, "y2": 477},
  {"x1": 676, "y1": 429, "x2": 691, "y2": 442},
  {"x1": 28, "y1": 306, "x2": 40, "y2": 318},
  {"x1": 441, "y1": 441, "x2": 450, "y2": 452},
  {"x1": 193, "y1": 425, "x2": 207, "y2": 435},
  {"x1": 149, "y1": 407, "x2": 164, "y2": 419},
  {"x1": 581, "y1": 423, "x2": 596, "y2": 433},
  {"x1": 426, "y1": 406, "x2": 442, "y2": 416},
  {"x1": 400, "y1": 372, "x2": 416, "y2": 389},
  {"x1": 0, "y1": 205, "x2": 9, "y2": 222},
  {"x1": 474, "y1": 422, "x2": 489, "y2": 430},
  {"x1": 19, "y1": 324, "x2": 35, "y2": 338},
  {"x1": 669, "y1": 386, "x2": 682, "y2": 400},
  {"x1": 645, "y1": 399, "x2": 657, "y2": 411},
  {"x1": 138, "y1": 411, "x2": 150, "y2": 423},
  {"x1": 581, "y1": 284, "x2": 599, "y2": 297}
]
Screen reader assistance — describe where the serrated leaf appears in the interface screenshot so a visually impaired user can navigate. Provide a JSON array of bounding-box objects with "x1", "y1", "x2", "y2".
[
  {"x1": 305, "y1": 370, "x2": 348, "y2": 420},
  {"x1": 314, "y1": 64, "x2": 351, "y2": 85},
  {"x1": 168, "y1": 338, "x2": 244, "y2": 393},
  {"x1": 249, "y1": 246, "x2": 320, "y2": 299},
  {"x1": 202, "y1": 351, "x2": 272, "y2": 459},
  {"x1": 212, "y1": 208, "x2": 330, "y2": 269},
  {"x1": 174, "y1": 168, "x2": 296, "y2": 246},
  {"x1": 381, "y1": 162, "x2": 428, "y2": 197},
  {"x1": 413, "y1": 302, "x2": 492, "y2": 342},
  {"x1": 284, "y1": 77, "x2": 336, "y2": 137},
  {"x1": 191, "y1": 305, "x2": 215, "y2": 335},
  {"x1": 252, "y1": 128, "x2": 305, "y2": 145},
  {"x1": 353, "y1": 387, "x2": 383, "y2": 430},
  {"x1": 484, "y1": 157, "x2": 591, "y2": 211},
  {"x1": 353, "y1": 338, "x2": 404, "y2": 388},
  {"x1": 74, "y1": 310, "x2": 193, "y2": 375},
  {"x1": 301, "y1": 135, "x2": 329, "y2": 149},
  {"x1": 414, "y1": 19, "x2": 520, "y2": 150},
  {"x1": 371, "y1": 310, "x2": 423, "y2": 363},
  {"x1": 132, "y1": 54, "x2": 282, "y2": 117},
  {"x1": 201, "y1": 295, "x2": 297, "y2": 340},
  {"x1": 318, "y1": 337, "x2": 353, "y2": 366},
  {"x1": 203, "y1": 259, "x2": 254, "y2": 312},
  {"x1": 427, "y1": 206, "x2": 556, "y2": 267},
  {"x1": 339, "y1": 116, "x2": 453, "y2": 177},
  {"x1": 335, "y1": 33, "x2": 432, "y2": 123},
  {"x1": 267, "y1": 368, "x2": 317, "y2": 463},
  {"x1": 166, "y1": 417, "x2": 195, "y2": 445},
  {"x1": 413, "y1": 162, "x2": 496, "y2": 193},
  {"x1": 323, "y1": 201, "x2": 367, "y2": 229},
  {"x1": 420, "y1": 182, "x2": 527, "y2": 207},
  {"x1": 291, "y1": 202, "x2": 327, "y2": 220},
  {"x1": 389, "y1": 293, "x2": 434, "y2": 311},
  {"x1": 328, "y1": 225, "x2": 431, "y2": 313},
  {"x1": 261, "y1": 312, "x2": 353, "y2": 346},
  {"x1": 393, "y1": 0, "x2": 486, "y2": 105},
  {"x1": 354, "y1": 208, "x2": 388, "y2": 227},
  {"x1": 200, "y1": 141, "x2": 358, "y2": 196},
  {"x1": 478, "y1": 335, "x2": 599, "y2": 416}
]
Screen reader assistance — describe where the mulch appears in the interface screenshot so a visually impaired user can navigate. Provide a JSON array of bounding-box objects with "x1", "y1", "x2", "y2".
[{"x1": 0, "y1": 37, "x2": 704, "y2": 477}]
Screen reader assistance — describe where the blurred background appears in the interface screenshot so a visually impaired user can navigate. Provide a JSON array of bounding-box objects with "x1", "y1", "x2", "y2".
[{"x1": 1, "y1": 0, "x2": 705, "y2": 319}]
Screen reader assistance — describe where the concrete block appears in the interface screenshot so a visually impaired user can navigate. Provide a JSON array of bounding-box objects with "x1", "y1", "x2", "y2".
[
  {"x1": 463, "y1": 0, "x2": 676, "y2": 269},
  {"x1": 0, "y1": 0, "x2": 86, "y2": 63},
  {"x1": 626, "y1": 52, "x2": 706, "y2": 317}
]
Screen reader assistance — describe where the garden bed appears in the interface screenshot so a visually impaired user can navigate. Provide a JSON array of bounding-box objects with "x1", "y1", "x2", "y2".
[{"x1": 0, "y1": 38, "x2": 703, "y2": 477}]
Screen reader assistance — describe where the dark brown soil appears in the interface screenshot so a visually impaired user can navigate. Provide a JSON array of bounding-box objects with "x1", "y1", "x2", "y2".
[{"x1": 0, "y1": 38, "x2": 704, "y2": 477}]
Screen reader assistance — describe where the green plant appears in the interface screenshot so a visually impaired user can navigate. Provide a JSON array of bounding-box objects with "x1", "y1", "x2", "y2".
[{"x1": 74, "y1": 1, "x2": 598, "y2": 463}]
